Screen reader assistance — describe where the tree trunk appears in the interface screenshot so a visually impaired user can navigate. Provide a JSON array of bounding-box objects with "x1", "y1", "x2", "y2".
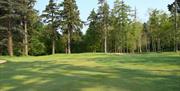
[
  {"x1": 104, "y1": 25, "x2": 107, "y2": 53},
  {"x1": 146, "y1": 37, "x2": 148, "y2": 52},
  {"x1": 65, "y1": 47, "x2": 67, "y2": 54},
  {"x1": 52, "y1": 28, "x2": 55, "y2": 54},
  {"x1": 52, "y1": 37, "x2": 55, "y2": 54},
  {"x1": 139, "y1": 45, "x2": 142, "y2": 53},
  {"x1": 104, "y1": 32, "x2": 107, "y2": 53},
  {"x1": 67, "y1": 29, "x2": 71, "y2": 54},
  {"x1": 7, "y1": 31, "x2": 13, "y2": 56},
  {"x1": 23, "y1": 21, "x2": 28, "y2": 56},
  {"x1": 22, "y1": 1, "x2": 28, "y2": 56},
  {"x1": 139, "y1": 37, "x2": 142, "y2": 53},
  {"x1": 51, "y1": 13, "x2": 55, "y2": 54}
]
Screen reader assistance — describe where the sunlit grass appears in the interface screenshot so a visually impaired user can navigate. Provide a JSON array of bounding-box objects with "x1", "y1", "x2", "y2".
[{"x1": 0, "y1": 53, "x2": 180, "y2": 91}]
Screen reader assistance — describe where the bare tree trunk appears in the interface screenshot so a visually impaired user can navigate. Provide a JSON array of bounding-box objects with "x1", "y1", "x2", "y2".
[
  {"x1": 22, "y1": 0, "x2": 28, "y2": 56},
  {"x1": 104, "y1": 31, "x2": 107, "y2": 53},
  {"x1": 138, "y1": 36, "x2": 142, "y2": 53},
  {"x1": 146, "y1": 37, "x2": 148, "y2": 52},
  {"x1": 51, "y1": 27, "x2": 55, "y2": 54},
  {"x1": 139, "y1": 43, "x2": 142, "y2": 53},
  {"x1": 68, "y1": 29, "x2": 71, "y2": 54},
  {"x1": 52, "y1": 27, "x2": 56, "y2": 54},
  {"x1": 51, "y1": 13, "x2": 56, "y2": 54},
  {"x1": 52, "y1": 37, "x2": 55, "y2": 54},
  {"x1": 23, "y1": 21, "x2": 28, "y2": 56},
  {"x1": 7, "y1": 30, "x2": 13, "y2": 56},
  {"x1": 104, "y1": 25, "x2": 107, "y2": 53}
]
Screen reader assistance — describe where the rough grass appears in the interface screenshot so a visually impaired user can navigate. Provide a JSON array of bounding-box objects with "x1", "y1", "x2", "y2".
[{"x1": 0, "y1": 53, "x2": 180, "y2": 91}]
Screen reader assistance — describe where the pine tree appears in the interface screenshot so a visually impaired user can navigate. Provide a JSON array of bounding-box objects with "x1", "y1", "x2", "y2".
[
  {"x1": 0, "y1": 0, "x2": 22, "y2": 56},
  {"x1": 19, "y1": 0, "x2": 36, "y2": 56},
  {"x1": 85, "y1": 9, "x2": 101, "y2": 52},
  {"x1": 168, "y1": 0, "x2": 180, "y2": 52},
  {"x1": 62, "y1": 0, "x2": 82, "y2": 54},
  {"x1": 111, "y1": 0, "x2": 131, "y2": 53},
  {"x1": 97, "y1": 0, "x2": 110, "y2": 53},
  {"x1": 41, "y1": 0, "x2": 62, "y2": 54}
]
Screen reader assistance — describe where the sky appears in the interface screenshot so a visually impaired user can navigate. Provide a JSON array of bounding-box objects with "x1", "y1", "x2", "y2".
[{"x1": 34, "y1": 0, "x2": 173, "y2": 33}]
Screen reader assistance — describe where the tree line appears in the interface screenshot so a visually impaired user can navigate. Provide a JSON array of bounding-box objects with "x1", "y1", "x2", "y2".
[{"x1": 0, "y1": 0, "x2": 179, "y2": 56}]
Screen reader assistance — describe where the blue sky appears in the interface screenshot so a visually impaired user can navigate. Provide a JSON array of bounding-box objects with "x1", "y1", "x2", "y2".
[{"x1": 35, "y1": 0, "x2": 173, "y2": 33}]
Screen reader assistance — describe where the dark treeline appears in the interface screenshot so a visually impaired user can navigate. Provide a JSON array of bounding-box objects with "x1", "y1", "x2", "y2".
[{"x1": 0, "y1": 0, "x2": 180, "y2": 56}]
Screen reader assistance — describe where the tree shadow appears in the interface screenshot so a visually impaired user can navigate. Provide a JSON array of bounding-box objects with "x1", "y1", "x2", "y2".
[{"x1": 92, "y1": 54, "x2": 180, "y2": 66}]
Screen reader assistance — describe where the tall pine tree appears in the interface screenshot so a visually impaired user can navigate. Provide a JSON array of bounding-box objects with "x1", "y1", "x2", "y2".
[
  {"x1": 62, "y1": 0, "x2": 82, "y2": 54},
  {"x1": 19, "y1": 0, "x2": 36, "y2": 56},
  {"x1": 0, "y1": 0, "x2": 22, "y2": 56},
  {"x1": 41, "y1": 0, "x2": 62, "y2": 54},
  {"x1": 97, "y1": 0, "x2": 110, "y2": 53},
  {"x1": 168, "y1": 0, "x2": 180, "y2": 52},
  {"x1": 85, "y1": 9, "x2": 101, "y2": 52},
  {"x1": 111, "y1": 0, "x2": 130, "y2": 53}
]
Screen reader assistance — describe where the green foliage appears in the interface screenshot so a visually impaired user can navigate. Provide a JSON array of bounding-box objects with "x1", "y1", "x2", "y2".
[
  {"x1": 147, "y1": 10, "x2": 174, "y2": 52},
  {"x1": 110, "y1": 0, "x2": 131, "y2": 52},
  {"x1": 127, "y1": 22, "x2": 143, "y2": 53},
  {"x1": 85, "y1": 9, "x2": 102, "y2": 52},
  {"x1": 0, "y1": 0, "x2": 22, "y2": 33},
  {"x1": 0, "y1": 0, "x2": 180, "y2": 55},
  {"x1": 168, "y1": 0, "x2": 180, "y2": 13},
  {"x1": 62, "y1": 0, "x2": 82, "y2": 31},
  {"x1": 29, "y1": 22, "x2": 46, "y2": 56},
  {"x1": 29, "y1": 35, "x2": 46, "y2": 56},
  {"x1": 0, "y1": 0, "x2": 38, "y2": 56}
]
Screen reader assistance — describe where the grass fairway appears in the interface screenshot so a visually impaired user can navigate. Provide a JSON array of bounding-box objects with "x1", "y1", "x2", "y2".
[{"x1": 0, "y1": 53, "x2": 180, "y2": 91}]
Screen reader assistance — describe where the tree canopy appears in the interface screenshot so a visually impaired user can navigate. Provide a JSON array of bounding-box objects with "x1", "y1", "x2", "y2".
[{"x1": 0, "y1": 0, "x2": 179, "y2": 56}]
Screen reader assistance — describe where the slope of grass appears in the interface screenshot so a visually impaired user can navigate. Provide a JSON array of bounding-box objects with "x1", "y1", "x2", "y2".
[{"x1": 0, "y1": 53, "x2": 180, "y2": 91}]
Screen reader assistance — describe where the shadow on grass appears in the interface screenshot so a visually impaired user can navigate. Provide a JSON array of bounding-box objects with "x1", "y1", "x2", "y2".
[
  {"x1": 92, "y1": 54, "x2": 180, "y2": 66},
  {"x1": 0, "y1": 59, "x2": 180, "y2": 91}
]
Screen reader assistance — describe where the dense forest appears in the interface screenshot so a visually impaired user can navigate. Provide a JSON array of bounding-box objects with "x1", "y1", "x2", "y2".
[{"x1": 0, "y1": 0, "x2": 180, "y2": 56}]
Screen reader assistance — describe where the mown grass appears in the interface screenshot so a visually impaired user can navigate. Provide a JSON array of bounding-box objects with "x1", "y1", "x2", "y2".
[{"x1": 0, "y1": 53, "x2": 180, "y2": 91}]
